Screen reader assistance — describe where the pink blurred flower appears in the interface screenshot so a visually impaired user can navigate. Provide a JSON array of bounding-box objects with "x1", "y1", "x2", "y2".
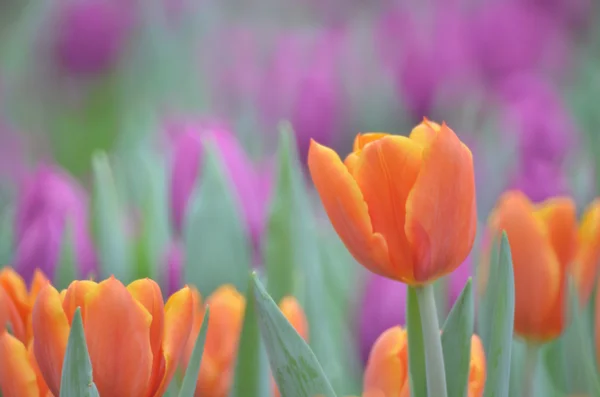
[
  {"x1": 358, "y1": 257, "x2": 472, "y2": 363},
  {"x1": 168, "y1": 120, "x2": 273, "y2": 260},
  {"x1": 13, "y1": 165, "x2": 97, "y2": 283},
  {"x1": 52, "y1": 0, "x2": 135, "y2": 75},
  {"x1": 162, "y1": 241, "x2": 183, "y2": 297}
]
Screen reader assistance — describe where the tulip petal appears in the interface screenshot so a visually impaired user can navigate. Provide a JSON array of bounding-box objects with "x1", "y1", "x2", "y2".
[
  {"x1": 204, "y1": 285, "x2": 245, "y2": 365},
  {"x1": 29, "y1": 270, "x2": 49, "y2": 306},
  {"x1": 308, "y1": 140, "x2": 392, "y2": 278},
  {"x1": 0, "y1": 331, "x2": 39, "y2": 397},
  {"x1": 62, "y1": 280, "x2": 98, "y2": 325},
  {"x1": 32, "y1": 284, "x2": 70, "y2": 396},
  {"x1": 353, "y1": 133, "x2": 390, "y2": 152},
  {"x1": 0, "y1": 286, "x2": 26, "y2": 343},
  {"x1": 533, "y1": 197, "x2": 577, "y2": 270},
  {"x1": 84, "y1": 277, "x2": 153, "y2": 397},
  {"x1": 573, "y1": 199, "x2": 600, "y2": 303},
  {"x1": 353, "y1": 135, "x2": 422, "y2": 282},
  {"x1": 405, "y1": 123, "x2": 477, "y2": 283},
  {"x1": 0, "y1": 268, "x2": 30, "y2": 330},
  {"x1": 153, "y1": 286, "x2": 194, "y2": 397},
  {"x1": 489, "y1": 191, "x2": 561, "y2": 340},
  {"x1": 28, "y1": 341, "x2": 50, "y2": 397},
  {"x1": 363, "y1": 326, "x2": 409, "y2": 397},
  {"x1": 409, "y1": 118, "x2": 441, "y2": 146},
  {"x1": 279, "y1": 296, "x2": 308, "y2": 341},
  {"x1": 468, "y1": 335, "x2": 486, "y2": 397}
]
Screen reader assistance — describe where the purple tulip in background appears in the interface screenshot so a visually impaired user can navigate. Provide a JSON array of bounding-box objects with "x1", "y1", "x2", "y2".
[
  {"x1": 13, "y1": 165, "x2": 97, "y2": 283},
  {"x1": 52, "y1": 0, "x2": 134, "y2": 75},
  {"x1": 358, "y1": 257, "x2": 472, "y2": 363},
  {"x1": 377, "y1": 4, "x2": 475, "y2": 120},
  {"x1": 498, "y1": 73, "x2": 575, "y2": 202},
  {"x1": 168, "y1": 120, "x2": 273, "y2": 260},
  {"x1": 259, "y1": 29, "x2": 345, "y2": 160}
]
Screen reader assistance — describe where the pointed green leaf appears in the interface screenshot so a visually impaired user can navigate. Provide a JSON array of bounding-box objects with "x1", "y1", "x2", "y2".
[
  {"x1": 183, "y1": 141, "x2": 251, "y2": 296},
  {"x1": 442, "y1": 278, "x2": 474, "y2": 397},
  {"x1": 407, "y1": 286, "x2": 427, "y2": 397},
  {"x1": 60, "y1": 308, "x2": 99, "y2": 397},
  {"x1": 178, "y1": 308, "x2": 210, "y2": 397},
  {"x1": 251, "y1": 273, "x2": 337, "y2": 397},
  {"x1": 91, "y1": 152, "x2": 132, "y2": 282},
  {"x1": 481, "y1": 232, "x2": 515, "y2": 397},
  {"x1": 231, "y1": 277, "x2": 271, "y2": 397}
]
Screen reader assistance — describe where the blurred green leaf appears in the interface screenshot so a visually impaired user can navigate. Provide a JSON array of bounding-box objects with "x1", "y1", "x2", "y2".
[
  {"x1": 231, "y1": 277, "x2": 271, "y2": 397},
  {"x1": 481, "y1": 232, "x2": 515, "y2": 397},
  {"x1": 407, "y1": 286, "x2": 427, "y2": 397},
  {"x1": 251, "y1": 273, "x2": 337, "y2": 397},
  {"x1": 59, "y1": 308, "x2": 99, "y2": 397},
  {"x1": 91, "y1": 152, "x2": 132, "y2": 282},
  {"x1": 442, "y1": 278, "x2": 474, "y2": 397},
  {"x1": 55, "y1": 219, "x2": 77, "y2": 290},
  {"x1": 183, "y1": 141, "x2": 251, "y2": 296},
  {"x1": 543, "y1": 280, "x2": 600, "y2": 395},
  {"x1": 0, "y1": 205, "x2": 13, "y2": 266},
  {"x1": 178, "y1": 308, "x2": 210, "y2": 397}
]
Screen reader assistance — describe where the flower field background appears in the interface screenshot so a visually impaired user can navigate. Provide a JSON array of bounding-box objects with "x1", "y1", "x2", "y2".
[{"x1": 0, "y1": 0, "x2": 600, "y2": 396}]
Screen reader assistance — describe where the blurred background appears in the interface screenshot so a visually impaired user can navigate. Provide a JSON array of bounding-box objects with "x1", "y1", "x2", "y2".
[{"x1": 0, "y1": 0, "x2": 599, "y2": 394}]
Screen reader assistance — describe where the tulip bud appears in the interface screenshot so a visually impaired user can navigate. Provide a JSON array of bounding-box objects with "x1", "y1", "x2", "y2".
[{"x1": 13, "y1": 166, "x2": 97, "y2": 284}]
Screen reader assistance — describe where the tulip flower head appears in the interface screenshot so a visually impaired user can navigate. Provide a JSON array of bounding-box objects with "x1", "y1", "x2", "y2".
[
  {"x1": 363, "y1": 326, "x2": 486, "y2": 397},
  {"x1": 32, "y1": 277, "x2": 194, "y2": 397},
  {"x1": 571, "y1": 199, "x2": 600, "y2": 303},
  {"x1": 308, "y1": 119, "x2": 477, "y2": 286}
]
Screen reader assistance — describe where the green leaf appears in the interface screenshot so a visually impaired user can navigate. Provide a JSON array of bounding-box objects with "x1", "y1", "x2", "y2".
[
  {"x1": 91, "y1": 152, "x2": 132, "y2": 282},
  {"x1": 481, "y1": 232, "x2": 515, "y2": 397},
  {"x1": 59, "y1": 308, "x2": 99, "y2": 397},
  {"x1": 231, "y1": 277, "x2": 271, "y2": 397},
  {"x1": 442, "y1": 278, "x2": 474, "y2": 397},
  {"x1": 178, "y1": 308, "x2": 210, "y2": 397},
  {"x1": 251, "y1": 273, "x2": 337, "y2": 397},
  {"x1": 543, "y1": 280, "x2": 600, "y2": 395},
  {"x1": 263, "y1": 125, "x2": 341, "y2": 391},
  {"x1": 55, "y1": 219, "x2": 78, "y2": 290},
  {"x1": 183, "y1": 141, "x2": 251, "y2": 296},
  {"x1": 406, "y1": 286, "x2": 427, "y2": 397},
  {"x1": 264, "y1": 127, "x2": 298, "y2": 303}
]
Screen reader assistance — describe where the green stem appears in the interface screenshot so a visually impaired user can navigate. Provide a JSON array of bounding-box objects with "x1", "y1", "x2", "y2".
[
  {"x1": 522, "y1": 343, "x2": 539, "y2": 397},
  {"x1": 415, "y1": 284, "x2": 448, "y2": 397}
]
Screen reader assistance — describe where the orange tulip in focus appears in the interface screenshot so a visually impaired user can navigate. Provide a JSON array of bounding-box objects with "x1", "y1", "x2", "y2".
[
  {"x1": 363, "y1": 326, "x2": 486, "y2": 397},
  {"x1": 32, "y1": 276, "x2": 194, "y2": 397},
  {"x1": 0, "y1": 268, "x2": 48, "y2": 344},
  {"x1": 183, "y1": 286, "x2": 308, "y2": 397},
  {"x1": 571, "y1": 199, "x2": 600, "y2": 303},
  {"x1": 308, "y1": 119, "x2": 477, "y2": 285},
  {"x1": 0, "y1": 330, "x2": 49, "y2": 397},
  {"x1": 487, "y1": 192, "x2": 600, "y2": 340}
]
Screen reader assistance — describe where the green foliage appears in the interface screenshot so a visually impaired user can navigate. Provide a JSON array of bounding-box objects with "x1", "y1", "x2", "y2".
[{"x1": 178, "y1": 309, "x2": 210, "y2": 397}]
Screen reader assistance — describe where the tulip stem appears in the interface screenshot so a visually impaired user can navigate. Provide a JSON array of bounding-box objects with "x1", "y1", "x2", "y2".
[
  {"x1": 522, "y1": 343, "x2": 539, "y2": 397},
  {"x1": 415, "y1": 284, "x2": 448, "y2": 397}
]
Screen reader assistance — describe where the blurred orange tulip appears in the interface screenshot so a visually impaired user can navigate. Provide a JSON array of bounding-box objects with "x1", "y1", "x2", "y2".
[
  {"x1": 308, "y1": 119, "x2": 477, "y2": 285},
  {"x1": 363, "y1": 326, "x2": 486, "y2": 397},
  {"x1": 0, "y1": 268, "x2": 48, "y2": 344},
  {"x1": 571, "y1": 199, "x2": 600, "y2": 303},
  {"x1": 32, "y1": 276, "x2": 194, "y2": 397},
  {"x1": 488, "y1": 192, "x2": 600, "y2": 341},
  {"x1": 0, "y1": 330, "x2": 49, "y2": 397},
  {"x1": 183, "y1": 286, "x2": 307, "y2": 397}
]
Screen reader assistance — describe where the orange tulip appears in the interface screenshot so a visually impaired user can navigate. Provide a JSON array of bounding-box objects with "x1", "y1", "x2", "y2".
[
  {"x1": 0, "y1": 268, "x2": 48, "y2": 344},
  {"x1": 571, "y1": 199, "x2": 600, "y2": 303},
  {"x1": 183, "y1": 286, "x2": 308, "y2": 397},
  {"x1": 487, "y1": 191, "x2": 577, "y2": 341},
  {"x1": 363, "y1": 326, "x2": 486, "y2": 397},
  {"x1": 0, "y1": 330, "x2": 49, "y2": 397},
  {"x1": 32, "y1": 276, "x2": 194, "y2": 397},
  {"x1": 308, "y1": 119, "x2": 477, "y2": 285}
]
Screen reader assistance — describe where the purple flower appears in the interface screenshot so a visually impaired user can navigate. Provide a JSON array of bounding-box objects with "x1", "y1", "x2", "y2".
[
  {"x1": 259, "y1": 29, "x2": 345, "y2": 159},
  {"x1": 468, "y1": 1, "x2": 569, "y2": 84},
  {"x1": 162, "y1": 241, "x2": 183, "y2": 297},
  {"x1": 498, "y1": 74, "x2": 575, "y2": 202},
  {"x1": 377, "y1": 4, "x2": 475, "y2": 120},
  {"x1": 358, "y1": 258, "x2": 472, "y2": 363},
  {"x1": 168, "y1": 120, "x2": 273, "y2": 259},
  {"x1": 13, "y1": 165, "x2": 97, "y2": 283},
  {"x1": 53, "y1": 0, "x2": 134, "y2": 76}
]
